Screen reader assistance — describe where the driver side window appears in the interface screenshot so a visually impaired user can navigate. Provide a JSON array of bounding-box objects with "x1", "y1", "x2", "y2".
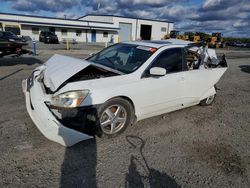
[{"x1": 151, "y1": 48, "x2": 184, "y2": 74}]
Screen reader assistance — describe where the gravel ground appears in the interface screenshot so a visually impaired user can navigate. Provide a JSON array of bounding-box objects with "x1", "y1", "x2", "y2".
[{"x1": 0, "y1": 45, "x2": 249, "y2": 188}]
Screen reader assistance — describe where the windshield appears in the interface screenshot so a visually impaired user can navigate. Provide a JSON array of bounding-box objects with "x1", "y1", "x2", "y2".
[
  {"x1": 48, "y1": 31, "x2": 56, "y2": 36},
  {"x1": 87, "y1": 43, "x2": 156, "y2": 74},
  {"x1": 4, "y1": 32, "x2": 18, "y2": 39}
]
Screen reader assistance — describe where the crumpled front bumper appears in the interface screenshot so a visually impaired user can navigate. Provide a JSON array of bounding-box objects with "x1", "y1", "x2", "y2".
[{"x1": 22, "y1": 71, "x2": 92, "y2": 147}]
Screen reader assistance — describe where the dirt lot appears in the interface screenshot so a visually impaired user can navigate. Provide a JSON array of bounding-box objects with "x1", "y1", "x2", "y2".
[{"x1": 0, "y1": 45, "x2": 249, "y2": 188}]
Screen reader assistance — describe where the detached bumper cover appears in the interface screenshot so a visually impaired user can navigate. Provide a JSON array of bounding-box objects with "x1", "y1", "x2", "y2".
[{"x1": 22, "y1": 73, "x2": 92, "y2": 147}]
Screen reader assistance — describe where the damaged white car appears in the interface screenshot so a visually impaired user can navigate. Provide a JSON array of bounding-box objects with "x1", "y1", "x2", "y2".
[{"x1": 22, "y1": 39, "x2": 227, "y2": 146}]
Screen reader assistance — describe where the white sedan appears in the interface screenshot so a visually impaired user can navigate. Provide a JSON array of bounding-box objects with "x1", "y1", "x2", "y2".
[{"x1": 22, "y1": 39, "x2": 227, "y2": 146}]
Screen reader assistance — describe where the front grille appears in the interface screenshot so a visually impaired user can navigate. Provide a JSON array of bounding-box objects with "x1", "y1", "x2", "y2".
[{"x1": 26, "y1": 72, "x2": 34, "y2": 92}]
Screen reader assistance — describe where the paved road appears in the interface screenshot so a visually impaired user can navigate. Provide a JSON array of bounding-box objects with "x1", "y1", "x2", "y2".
[{"x1": 0, "y1": 48, "x2": 249, "y2": 187}]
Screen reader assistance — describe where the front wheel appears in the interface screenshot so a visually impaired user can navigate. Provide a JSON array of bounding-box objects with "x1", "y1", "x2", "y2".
[
  {"x1": 98, "y1": 98, "x2": 134, "y2": 136},
  {"x1": 0, "y1": 50, "x2": 5, "y2": 57},
  {"x1": 199, "y1": 94, "x2": 216, "y2": 106}
]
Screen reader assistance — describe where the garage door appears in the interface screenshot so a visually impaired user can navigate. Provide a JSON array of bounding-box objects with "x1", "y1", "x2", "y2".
[{"x1": 119, "y1": 23, "x2": 132, "y2": 42}]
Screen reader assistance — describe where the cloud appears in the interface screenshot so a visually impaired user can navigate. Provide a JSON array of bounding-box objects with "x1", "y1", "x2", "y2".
[
  {"x1": 156, "y1": 5, "x2": 199, "y2": 21},
  {"x1": 55, "y1": 12, "x2": 78, "y2": 19},
  {"x1": 196, "y1": 0, "x2": 250, "y2": 21},
  {"x1": 233, "y1": 20, "x2": 249, "y2": 28},
  {"x1": 202, "y1": 0, "x2": 239, "y2": 10},
  {"x1": 3, "y1": 0, "x2": 80, "y2": 12},
  {"x1": 1, "y1": 0, "x2": 249, "y2": 37},
  {"x1": 119, "y1": 0, "x2": 172, "y2": 8}
]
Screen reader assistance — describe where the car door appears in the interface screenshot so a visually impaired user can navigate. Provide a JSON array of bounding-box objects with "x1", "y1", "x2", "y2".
[
  {"x1": 181, "y1": 48, "x2": 227, "y2": 106},
  {"x1": 135, "y1": 47, "x2": 186, "y2": 117}
]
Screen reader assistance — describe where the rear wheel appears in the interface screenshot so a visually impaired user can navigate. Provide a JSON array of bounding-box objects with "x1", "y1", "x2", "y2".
[
  {"x1": 98, "y1": 98, "x2": 134, "y2": 136},
  {"x1": 200, "y1": 94, "x2": 216, "y2": 106}
]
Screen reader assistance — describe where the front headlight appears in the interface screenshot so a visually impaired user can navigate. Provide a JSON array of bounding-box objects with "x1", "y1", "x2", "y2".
[{"x1": 51, "y1": 90, "x2": 89, "y2": 108}]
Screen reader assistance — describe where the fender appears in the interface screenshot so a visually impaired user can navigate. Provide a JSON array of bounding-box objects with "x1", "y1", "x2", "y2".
[{"x1": 200, "y1": 86, "x2": 216, "y2": 101}]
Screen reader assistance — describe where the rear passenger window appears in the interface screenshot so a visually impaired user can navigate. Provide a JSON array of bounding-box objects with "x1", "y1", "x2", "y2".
[{"x1": 152, "y1": 48, "x2": 183, "y2": 73}]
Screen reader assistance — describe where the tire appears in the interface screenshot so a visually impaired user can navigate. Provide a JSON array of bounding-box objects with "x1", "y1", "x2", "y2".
[
  {"x1": 199, "y1": 94, "x2": 216, "y2": 106},
  {"x1": 98, "y1": 98, "x2": 134, "y2": 136},
  {"x1": 0, "y1": 50, "x2": 4, "y2": 58}
]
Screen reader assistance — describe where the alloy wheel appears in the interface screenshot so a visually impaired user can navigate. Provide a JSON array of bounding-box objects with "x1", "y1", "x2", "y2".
[
  {"x1": 206, "y1": 95, "x2": 215, "y2": 105},
  {"x1": 100, "y1": 105, "x2": 127, "y2": 134}
]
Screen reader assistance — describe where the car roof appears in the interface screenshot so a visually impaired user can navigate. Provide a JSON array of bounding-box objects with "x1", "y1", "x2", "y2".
[{"x1": 123, "y1": 39, "x2": 193, "y2": 48}]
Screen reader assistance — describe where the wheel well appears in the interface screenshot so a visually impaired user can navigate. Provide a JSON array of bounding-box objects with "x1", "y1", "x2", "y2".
[
  {"x1": 108, "y1": 96, "x2": 137, "y2": 123},
  {"x1": 110, "y1": 96, "x2": 135, "y2": 109}
]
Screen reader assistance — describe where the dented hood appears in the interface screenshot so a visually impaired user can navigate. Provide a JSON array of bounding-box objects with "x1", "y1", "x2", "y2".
[{"x1": 43, "y1": 54, "x2": 91, "y2": 92}]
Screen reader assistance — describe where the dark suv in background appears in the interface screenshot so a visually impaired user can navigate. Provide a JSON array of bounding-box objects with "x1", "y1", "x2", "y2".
[
  {"x1": 39, "y1": 31, "x2": 59, "y2": 44},
  {"x1": 0, "y1": 31, "x2": 29, "y2": 57},
  {"x1": 0, "y1": 31, "x2": 26, "y2": 43}
]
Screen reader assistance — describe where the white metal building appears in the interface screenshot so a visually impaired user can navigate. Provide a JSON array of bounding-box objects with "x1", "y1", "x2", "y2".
[
  {"x1": 0, "y1": 12, "x2": 173, "y2": 43},
  {"x1": 79, "y1": 14, "x2": 174, "y2": 42}
]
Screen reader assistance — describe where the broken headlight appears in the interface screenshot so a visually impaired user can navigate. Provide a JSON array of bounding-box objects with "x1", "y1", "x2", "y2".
[{"x1": 51, "y1": 90, "x2": 89, "y2": 108}]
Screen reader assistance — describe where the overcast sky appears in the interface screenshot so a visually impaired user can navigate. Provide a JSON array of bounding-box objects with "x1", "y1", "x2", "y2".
[{"x1": 0, "y1": 0, "x2": 249, "y2": 37}]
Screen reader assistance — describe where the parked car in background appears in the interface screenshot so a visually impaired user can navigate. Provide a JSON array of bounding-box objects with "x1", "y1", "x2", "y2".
[
  {"x1": 0, "y1": 31, "x2": 26, "y2": 43},
  {"x1": 234, "y1": 42, "x2": 246, "y2": 47},
  {"x1": 39, "y1": 31, "x2": 59, "y2": 44},
  {"x1": 226, "y1": 41, "x2": 249, "y2": 48},
  {"x1": 22, "y1": 39, "x2": 228, "y2": 146},
  {"x1": 0, "y1": 31, "x2": 29, "y2": 57},
  {"x1": 225, "y1": 42, "x2": 235, "y2": 46}
]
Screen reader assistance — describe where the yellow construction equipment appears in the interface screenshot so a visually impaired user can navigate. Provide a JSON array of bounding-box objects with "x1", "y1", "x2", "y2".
[
  {"x1": 164, "y1": 30, "x2": 189, "y2": 40},
  {"x1": 164, "y1": 30, "x2": 226, "y2": 48},
  {"x1": 164, "y1": 30, "x2": 181, "y2": 39},
  {"x1": 193, "y1": 35, "x2": 200, "y2": 43},
  {"x1": 207, "y1": 33, "x2": 225, "y2": 48},
  {"x1": 165, "y1": 31, "x2": 201, "y2": 43}
]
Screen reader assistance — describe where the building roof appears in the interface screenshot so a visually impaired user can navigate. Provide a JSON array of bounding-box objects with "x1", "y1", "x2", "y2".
[
  {"x1": 0, "y1": 12, "x2": 174, "y2": 32},
  {"x1": 78, "y1": 14, "x2": 174, "y2": 23},
  {"x1": 0, "y1": 12, "x2": 113, "y2": 24},
  {"x1": 0, "y1": 12, "x2": 119, "y2": 31}
]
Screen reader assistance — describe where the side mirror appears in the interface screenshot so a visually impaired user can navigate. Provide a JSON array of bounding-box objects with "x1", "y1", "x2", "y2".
[{"x1": 149, "y1": 67, "x2": 166, "y2": 76}]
